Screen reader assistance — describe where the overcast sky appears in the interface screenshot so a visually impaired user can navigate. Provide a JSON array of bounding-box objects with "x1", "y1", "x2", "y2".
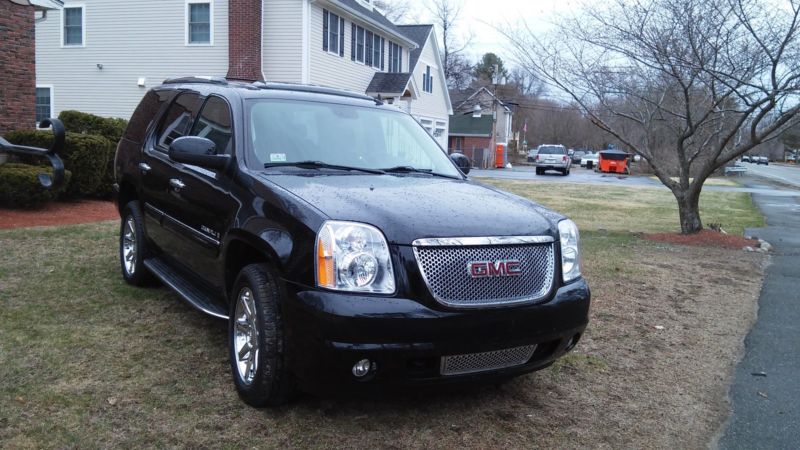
[{"x1": 400, "y1": 0, "x2": 579, "y2": 62}]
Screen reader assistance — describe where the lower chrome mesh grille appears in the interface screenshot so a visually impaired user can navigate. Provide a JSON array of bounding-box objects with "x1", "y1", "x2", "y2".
[
  {"x1": 440, "y1": 345, "x2": 538, "y2": 376},
  {"x1": 413, "y1": 243, "x2": 555, "y2": 308}
]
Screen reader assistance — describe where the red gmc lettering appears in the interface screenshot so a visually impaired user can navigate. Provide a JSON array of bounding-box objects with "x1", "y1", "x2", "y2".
[{"x1": 468, "y1": 260, "x2": 523, "y2": 278}]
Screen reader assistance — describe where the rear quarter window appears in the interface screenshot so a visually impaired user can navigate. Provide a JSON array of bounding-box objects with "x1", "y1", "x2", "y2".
[{"x1": 122, "y1": 90, "x2": 171, "y2": 144}]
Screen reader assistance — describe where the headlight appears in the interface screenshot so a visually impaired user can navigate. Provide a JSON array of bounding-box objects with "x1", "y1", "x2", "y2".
[
  {"x1": 316, "y1": 221, "x2": 395, "y2": 294},
  {"x1": 558, "y1": 219, "x2": 581, "y2": 282}
]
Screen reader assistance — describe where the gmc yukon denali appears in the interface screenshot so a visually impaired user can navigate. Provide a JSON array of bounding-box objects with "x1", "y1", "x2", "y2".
[{"x1": 113, "y1": 77, "x2": 591, "y2": 406}]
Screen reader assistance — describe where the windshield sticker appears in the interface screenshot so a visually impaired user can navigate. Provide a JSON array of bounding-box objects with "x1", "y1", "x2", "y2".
[{"x1": 269, "y1": 153, "x2": 287, "y2": 162}]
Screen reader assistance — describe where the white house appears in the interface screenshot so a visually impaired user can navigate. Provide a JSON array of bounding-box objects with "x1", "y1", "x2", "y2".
[{"x1": 33, "y1": 0, "x2": 452, "y2": 147}]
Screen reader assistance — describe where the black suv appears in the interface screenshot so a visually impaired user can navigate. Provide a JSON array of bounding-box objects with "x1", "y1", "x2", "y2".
[{"x1": 114, "y1": 78, "x2": 590, "y2": 406}]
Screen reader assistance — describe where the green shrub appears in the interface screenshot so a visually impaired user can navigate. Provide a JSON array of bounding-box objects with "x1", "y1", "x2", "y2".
[
  {"x1": 0, "y1": 163, "x2": 72, "y2": 208},
  {"x1": 58, "y1": 110, "x2": 128, "y2": 144},
  {"x1": 3, "y1": 131, "x2": 114, "y2": 198}
]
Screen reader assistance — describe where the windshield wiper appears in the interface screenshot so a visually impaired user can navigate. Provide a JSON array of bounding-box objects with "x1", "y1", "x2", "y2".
[
  {"x1": 264, "y1": 161, "x2": 385, "y2": 174},
  {"x1": 380, "y1": 166, "x2": 461, "y2": 179}
]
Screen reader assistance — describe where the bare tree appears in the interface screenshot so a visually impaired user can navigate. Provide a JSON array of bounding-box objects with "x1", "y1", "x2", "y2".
[
  {"x1": 428, "y1": 0, "x2": 474, "y2": 89},
  {"x1": 374, "y1": 0, "x2": 415, "y2": 23},
  {"x1": 502, "y1": 0, "x2": 800, "y2": 234}
]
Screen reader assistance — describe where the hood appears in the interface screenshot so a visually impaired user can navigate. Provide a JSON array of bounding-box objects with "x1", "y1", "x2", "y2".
[{"x1": 260, "y1": 174, "x2": 559, "y2": 245}]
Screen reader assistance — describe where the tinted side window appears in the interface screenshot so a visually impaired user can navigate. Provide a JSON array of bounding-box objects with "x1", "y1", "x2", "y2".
[
  {"x1": 155, "y1": 92, "x2": 203, "y2": 151},
  {"x1": 191, "y1": 96, "x2": 233, "y2": 154},
  {"x1": 123, "y1": 90, "x2": 170, "y2": 144}
]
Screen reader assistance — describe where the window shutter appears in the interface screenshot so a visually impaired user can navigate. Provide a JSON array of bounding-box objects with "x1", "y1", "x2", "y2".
[
  {"x1": 365, "y1": 31, "x2": 373, "y2": 66},
  {"x1": 351, "y1": 23, "x2": 356, "y2": 60},
  {"x1": 380, "y1": 38, "x2": 385, "y2": 71},
  {"x1": 430, "y1": 75, "x2": 434, "y2": 94},
  {"x1": 339, "y1": 18, "x2": 345, "y2": 57},
  {"x1": 323, "y1": 10, "x2": 328, "y2": 51},
  {"x1": 399, "y1": 48, "x2": 403, "y2": 72}
]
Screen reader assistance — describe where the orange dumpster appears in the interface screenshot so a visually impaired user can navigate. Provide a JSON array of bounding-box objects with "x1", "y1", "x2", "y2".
[{"x1": 598, "y1": 149, "x2": 631, "y2": 174}]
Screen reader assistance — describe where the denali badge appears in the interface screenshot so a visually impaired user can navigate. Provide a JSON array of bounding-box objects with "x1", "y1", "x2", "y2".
[{"x1": 468, "y1": 260, "x2": 523, "y2": 278}]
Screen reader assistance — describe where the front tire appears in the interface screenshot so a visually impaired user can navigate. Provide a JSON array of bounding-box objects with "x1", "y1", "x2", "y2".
[
  {"x1": 229, "y1": 263, "x2": 292, "y2": 407},
  {"x1": 119, "y1": 201, "x2": 154, "y2": 286}
]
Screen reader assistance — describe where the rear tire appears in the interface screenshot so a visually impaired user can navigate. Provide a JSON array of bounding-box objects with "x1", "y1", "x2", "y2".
[
  {"x1": 535, "y1": 168, "x2": 543, "y2": 175},
  {"x1": 119, "y1": 201, "x2": 155, "y2": 286},
  {"x1": 229, "y1": 263, "x2": 293, "y2": 407}
]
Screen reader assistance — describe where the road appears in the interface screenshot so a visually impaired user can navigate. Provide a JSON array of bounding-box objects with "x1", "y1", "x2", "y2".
[
  {"x1": 718, "y1": 181, "x2": 800, "y2": 449},
  {"x1": 742, "y1": 162, "x2": 800, "y2": 188},
  {"x1": 470, "y1": 165, "x2": 800, "y2": 197}
]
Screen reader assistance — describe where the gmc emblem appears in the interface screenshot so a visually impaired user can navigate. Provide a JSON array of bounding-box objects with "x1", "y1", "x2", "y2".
[{"x1": 467, "y1": 260, "x2": 523, "y2": 278}]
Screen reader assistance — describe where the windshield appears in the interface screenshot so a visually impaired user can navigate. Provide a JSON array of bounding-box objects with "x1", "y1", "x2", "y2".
[
  {"x1": 246, "y1": 99, "x2": 461, "y2": 177},
  {"x1": 537, "y1": 146, "x2": 566, "y2": 155}
]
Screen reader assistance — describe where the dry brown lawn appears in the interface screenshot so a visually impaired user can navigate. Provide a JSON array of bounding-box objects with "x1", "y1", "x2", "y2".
[{"x1": 0, "y1": 219, "x2": 764, "y2": 448}]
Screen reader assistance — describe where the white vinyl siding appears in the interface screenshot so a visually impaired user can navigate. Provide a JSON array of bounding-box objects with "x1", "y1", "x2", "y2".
[
  {"x1": 406, "y1": 33, "x2": 450, "y2": 148},
  {"x1": 262, "y1": 0, "x2": 303, "y2": 83},
  {"x1": 36, "y1": 0, "x2": 228, "y2": 119},
  {"x1": 187, "y1": 1, "x2": 212, "y2": 45},
  {"x1": 309, "y1": 3, "x2": 405, "y2": 93}
]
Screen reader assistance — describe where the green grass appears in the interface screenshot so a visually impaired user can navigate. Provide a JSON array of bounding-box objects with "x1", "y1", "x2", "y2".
[{"x1": 484, "y1": 180, "x2": 764, "y2": 235}]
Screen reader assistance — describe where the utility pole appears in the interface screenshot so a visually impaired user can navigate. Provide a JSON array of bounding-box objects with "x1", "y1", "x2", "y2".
[{"x1": 490, "y1": 64, "x2": 504, "y2": 168}]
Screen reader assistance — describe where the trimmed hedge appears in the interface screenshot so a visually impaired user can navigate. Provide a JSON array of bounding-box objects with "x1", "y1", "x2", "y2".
[
  {"x1": 0, "y1": 163, "x2": 72, "y2": 208},
  {"x1": 3, "y1": 131, "x2": 115, "y2": 198},
  {"x1": 58, "y1": 110, "x2": 128, "y2": 144}
]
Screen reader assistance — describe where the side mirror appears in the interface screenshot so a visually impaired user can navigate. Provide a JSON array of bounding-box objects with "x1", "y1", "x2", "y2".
[
  {"x1": 169, "y1": 136, "x2": 230, "y2": 170},
  {"x1": 449, "y1": 152, "x2": 471, "y2": 175}
]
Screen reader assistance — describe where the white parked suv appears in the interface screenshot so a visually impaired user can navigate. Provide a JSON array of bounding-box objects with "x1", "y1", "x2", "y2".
[{"x1": 534, "y1": 144, "x2": 571, "y2": 175}]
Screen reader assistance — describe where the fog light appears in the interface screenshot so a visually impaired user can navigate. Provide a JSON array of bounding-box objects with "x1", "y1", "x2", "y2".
[{"x1": 352, "y1": 359, "x2": 371, "y2": 377}]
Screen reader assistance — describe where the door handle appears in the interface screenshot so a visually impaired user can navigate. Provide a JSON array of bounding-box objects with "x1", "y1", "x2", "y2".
[
  {"x1": 138, "y1": 162, "x2": 151, "y2": 174},
  {"x1": 169, "y1": 178, "x2": 185, "y2": 190}
]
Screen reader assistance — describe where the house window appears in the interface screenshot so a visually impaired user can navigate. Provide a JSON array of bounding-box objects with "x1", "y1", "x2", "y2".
[
  {"x1": 351, "y1": 25, "x2": 383, "y2": 69},
  {"x1": 373, "y1": 33, "x2": 384, "y2": 70},
  {"x1": 352, "y1": 25, "x2": 365, "y2": 62},
  {"x1": 323, "y1": 9, "x2": 345, "y2": 57},
  {"x1": 423, "y1": 66, "x2": 433, "y2": 93},
  {"x1": 365, "y1": 30, "x2": 373, "y2": 66},
  {"x1": 62, "y1": 6, "x2": 83, "y2": 46},
  {"x1": 35, "y1": 87, "x2": 52, "y2": 124},
  {"x1": 187, "y1": 2, "x2": 212, "y2": 44},
  {"x1": 434, "y1": 120, "x2": 447, "y2": 138},
  {"x1": 388, "y1": 42, "x2": 402, "y2": 72}
]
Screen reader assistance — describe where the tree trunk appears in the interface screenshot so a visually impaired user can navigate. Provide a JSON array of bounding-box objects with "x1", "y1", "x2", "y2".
[{"x1": 675, "y1": 188, "x2": 703, "y2": 234}]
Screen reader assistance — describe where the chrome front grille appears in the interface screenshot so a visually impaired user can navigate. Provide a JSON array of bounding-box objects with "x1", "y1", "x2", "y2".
[
  {"x1": 440, "y1": 345, "x2": 538, "y2": 376},
  {"x1": 412, "y1": 236, "x2": 556, "y2": 308}
]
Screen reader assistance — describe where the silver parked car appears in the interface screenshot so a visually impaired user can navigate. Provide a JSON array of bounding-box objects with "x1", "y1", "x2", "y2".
[{"x1": 534, "y1": 144, "x2": 571, "y2": 175}]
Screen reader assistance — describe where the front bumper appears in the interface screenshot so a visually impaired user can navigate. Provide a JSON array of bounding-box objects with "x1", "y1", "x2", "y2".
[{"x1": 282, "y1": 278, "x2": 590, "y2": 394}]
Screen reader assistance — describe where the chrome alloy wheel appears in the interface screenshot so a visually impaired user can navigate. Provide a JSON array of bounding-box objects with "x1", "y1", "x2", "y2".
[
  {"x1": 234, "y1": 288, "x2": 259, "y2": 385},
  {"x1": 122, "y1": 217, "x2": 137, "y2": 276}
]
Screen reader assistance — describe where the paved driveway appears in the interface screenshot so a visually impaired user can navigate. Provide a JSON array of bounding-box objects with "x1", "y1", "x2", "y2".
[{"x1": 718, "y1": 182, "x2": 800, "y2": 449}]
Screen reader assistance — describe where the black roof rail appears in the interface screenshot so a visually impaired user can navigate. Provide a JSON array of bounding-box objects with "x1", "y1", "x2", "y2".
[
  {"x1": 250, "y1": 81, "x2": 376, "y2": 102},
  {"x1": 163, "y1": 76, "x2": 229, "y2": 86}
]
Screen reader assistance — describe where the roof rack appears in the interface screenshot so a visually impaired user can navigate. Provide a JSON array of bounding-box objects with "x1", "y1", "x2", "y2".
[
  {"x1": 162, "y1": 76, "x2": 229, "y2": 85},
  {"x1": 251, "y1": 81, "x2": 377, "y2": 102}
]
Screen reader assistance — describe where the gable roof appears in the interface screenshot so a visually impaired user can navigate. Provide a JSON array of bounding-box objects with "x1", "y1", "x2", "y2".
[
  {"x1": 397, "y1": 24, "x2": 433, "y2": 71},
  {"x1": 449, "y1": 114, "x2": 493, "y2": 137},
  {"x1": 453, "y1": 86, "x2": 512, "y2": 113},
  {"x1": 330, "y1": 0, "x2": 418, "y2": 49},
  {"x1": 366, "y1": 72, "x2": 412, "y2": 96}
]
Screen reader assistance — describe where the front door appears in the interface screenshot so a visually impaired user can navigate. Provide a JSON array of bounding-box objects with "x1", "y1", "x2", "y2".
[
  {"x1": 164, "y1": 95, "x2": 238, "y2": 295},
  {"x1": 140, "y1": 91, "x2": 204, "y2": 257}
]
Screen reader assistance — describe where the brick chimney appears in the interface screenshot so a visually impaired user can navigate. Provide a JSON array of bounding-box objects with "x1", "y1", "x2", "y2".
[
  {"x1": 0, "y1": 1, "x2": 36, "y2": 133},
  {"x1": 226, "y1": 0, "x2": 263, "y2": 81}
]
